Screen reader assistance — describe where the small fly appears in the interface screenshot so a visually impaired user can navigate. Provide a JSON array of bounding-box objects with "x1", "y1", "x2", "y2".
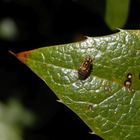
[{"x1": 78, "y1": 56, "x2": 93, "y2": 80}]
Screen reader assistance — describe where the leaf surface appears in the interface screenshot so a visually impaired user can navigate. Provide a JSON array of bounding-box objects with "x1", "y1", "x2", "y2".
[{"x1": 13, "y1": 30, "x2": 140, "y2": 140}]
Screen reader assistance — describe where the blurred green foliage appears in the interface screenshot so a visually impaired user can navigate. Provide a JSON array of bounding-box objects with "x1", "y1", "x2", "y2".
[
  {"x1": 0, "y1": 18, "x2": 18, "y2": 41},
  {"x1": 70, "y1": 0, "x2": 130, "y2": 30},
  {"x1": 0, "y1": 99, "x2": 34, "y2": 140},
  {"x1": 105, "y1": 0, "x2": 130, "y2": 30}
]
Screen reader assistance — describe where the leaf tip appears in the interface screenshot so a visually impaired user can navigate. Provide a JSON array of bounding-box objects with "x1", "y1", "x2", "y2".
[
  {"x1": 9, "y1": 50, "x2": 16, "y2": 56},
  {"x1": 9, "y1": 50, "x2": 31, "y2": 64}
]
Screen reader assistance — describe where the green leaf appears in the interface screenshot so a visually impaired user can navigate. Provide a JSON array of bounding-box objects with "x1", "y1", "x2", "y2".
[
  {"x1": 12, "y1": 30, "x2": 140, "y2": 140},
  {"x1": 105, "y1": 0, "x2": 130, "y2": 30}
]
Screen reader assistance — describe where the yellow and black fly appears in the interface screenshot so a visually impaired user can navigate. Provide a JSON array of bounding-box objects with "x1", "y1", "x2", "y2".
[{"x1": 78, "y1": 56, "x2": 93, "y2": 80}]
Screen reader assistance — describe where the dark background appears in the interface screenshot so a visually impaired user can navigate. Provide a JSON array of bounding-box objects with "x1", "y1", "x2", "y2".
[{"x1": 0, "y1": 0, "x2": 140, "y2": 140}]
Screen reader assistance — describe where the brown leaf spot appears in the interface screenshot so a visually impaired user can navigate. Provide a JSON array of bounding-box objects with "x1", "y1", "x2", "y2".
[{"x1": 9, "y1": 50, "x2": 32, "y2": 64}]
